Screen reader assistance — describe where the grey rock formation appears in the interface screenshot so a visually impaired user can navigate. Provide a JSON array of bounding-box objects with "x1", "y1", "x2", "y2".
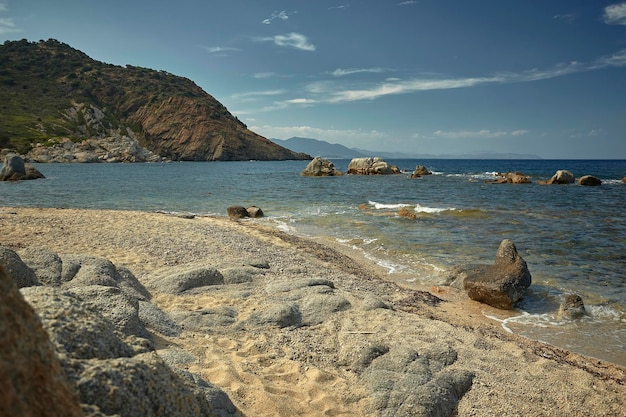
[
  {"x1": 357, "y1": 345, "x2": 474, "y2": 417},
  {"x1": 0, "y1": 154, "x2": 45, "y2": 180},
  {"x1": 543, "y1": 169, "x2": 575, "y2": 184},
  {"x1": 147, "y1": 266, "x2": 224, "y2": 294},
  {"x1": 301, "y1": 156, "x2": 343, "y2": 176}
]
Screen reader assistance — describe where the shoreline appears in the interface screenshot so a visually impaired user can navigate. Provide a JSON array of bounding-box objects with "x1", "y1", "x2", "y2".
[{"x1": 1, "y1": 206, "x2": 625, "y2": 416}]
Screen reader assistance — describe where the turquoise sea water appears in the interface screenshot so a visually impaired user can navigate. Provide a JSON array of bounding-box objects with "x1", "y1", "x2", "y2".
[{"x1": 1, "y1": 159, "x2": 625, "y2": 365}]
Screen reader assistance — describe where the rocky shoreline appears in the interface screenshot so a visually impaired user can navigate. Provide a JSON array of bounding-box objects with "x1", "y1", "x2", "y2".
[{"x1": 1, "y1": 208, "x2": 625, "y2": 417}]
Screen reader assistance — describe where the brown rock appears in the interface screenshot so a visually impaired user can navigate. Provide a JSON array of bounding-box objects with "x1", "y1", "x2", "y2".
[
  {"x1": 227, "y1": 205, "x2": 249, "y2": 220},
  {"x1": 578, "y1": 175, "x2": 602, "y2": 186},
  {"x1": 409, "y1": 165, "x2": 432, "y2": 178},
  {"x1": 246, "y1": 206, "x2": 264, "y2": 218},
  {"x1": 540, "y1": 169, "x2": 575, "y2": 185},
  {"x1": 0, "y1": 266, "x2": 83, "y2": 417},
  {"x1": 557, "y1": 294, "x2": 586, "y2": 320},
  {"x1": 446, "y1": 239, "x2": 532, "y2": 309},
  {"x1": 486, "y1": 172, "x2": 531, "y2": 184}
]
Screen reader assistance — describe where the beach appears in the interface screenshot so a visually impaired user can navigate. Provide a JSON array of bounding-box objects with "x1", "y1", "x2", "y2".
[{"x1": 1, "y1": 206, "x2": 625, "y2": 416}]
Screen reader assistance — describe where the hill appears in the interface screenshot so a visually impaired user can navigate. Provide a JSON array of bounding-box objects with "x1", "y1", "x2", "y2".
[
  {"x1": 272, "y1": 137, "x2": 541, "y2": 160},
  {"x1": 271, "y1": 137, "x2": 366, "y2": 159},
  {"x1": 0, "y1": 39, "x2": 310, "y2": 161}
]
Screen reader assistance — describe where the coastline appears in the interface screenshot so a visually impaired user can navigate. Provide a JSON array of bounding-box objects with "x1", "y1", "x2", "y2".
[{"x1": 1, "y1": 206, "x2": 625, "y2": 416}]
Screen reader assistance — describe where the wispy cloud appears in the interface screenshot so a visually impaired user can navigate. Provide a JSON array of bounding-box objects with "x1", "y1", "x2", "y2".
[
  {"x1": 0, "y1": 3, "x2": 20, "y2": 35},
  {"x1": 262, "y1": 10, "x2": 290, "y2": 25},
  {"x1": 231, "y1": 89, "x2": 286, "y2": 100},
  {"x1": 398, "y1": 1, "x2": 417, "y2": 6},
  {"x1": 331, "y1": 67, "x2": 387, "y2": 77},
  {"x1": 433, "y1": 129, "x2": 528, "y2": 139},
  {"x1": 202, "y1": 46, "x2": 239, "y2": 54},
  {"x1": 324, "y1": 49, "x2": 626, "y2": 102},
  {"x1": 256, "y1": 32, "x2": 316, "y2": 51},
  {"x1": 604, "y1": 2, "x2": 626, "y2": 25},
  {"x1": 553, "y1": 13, "x2": 578, "y2": 24}
]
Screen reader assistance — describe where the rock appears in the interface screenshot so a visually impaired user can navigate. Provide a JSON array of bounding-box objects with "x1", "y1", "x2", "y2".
[
  {"x1": 68, "y1": 285, "x2": 151, "y2": 339},
  {"x1": 138, "y1": 300, "x2": 182, "y2": 337},
  {"x1": 20, "y1": 286, "x2": 145, "y2": 360},
  {"x1": 398, "y1": 207, "x2": 418, "y2": 219},
  {"x1": 227, "y1": 205, "x2": 249, "y2": 219},
  {"x1": 301, "y1": 156, "x2": 343, "y2": 176},
  {"x1": 0, "y1": 246, "x2": 39, "y2": 288},
  {"x1": 17, "y1": 247, "x2": 63, "y2": 286},
  {"x1": 72, "y1": 352, "x2": 221, "y2": 417},
  {"x1": 578, "y1": 175, "x2": 602, "y2": 186},
  {"x1": 246, "y1": 205, "x2": 264, "y2": 218},
  {"x1": 409, "y1": 165, "x2": 432, "y2": 178},
  {"x1": 0, "y1": 266, "x2": 83, "y2": 417},
  {"x1": 358, "y1": 345, "x2": 474, "y2": 417},
  {"x1": 622, "y1": 176, "x2": 626, "y2": 184},
  {"x1": 486, "y1": 172, "x2": 531, "y2": 184},
  {"x1": 170, "y1": 306, "x2": 238, "y2": 331},
  {"x1": 0, "y1": 154, "x2": 45, "y2": 180},
  {"x1": 541, "y1": 169, "x2": 575, "y2": 184},
  {"x1": 557, "y1": 294, "x2": 586, "y2": 320},
  {"x1": 147, "y1": 266, "x2": 224, "y2": 294},
  {"x1": 447, "y1": 239, "x2": 532, "y2": 309},
  {"x1": 347, "y1": 157, "x2": 401, "y2": 175},
  {"x1": 245, "y1": 303, "x2": 302, "y2": 328}
]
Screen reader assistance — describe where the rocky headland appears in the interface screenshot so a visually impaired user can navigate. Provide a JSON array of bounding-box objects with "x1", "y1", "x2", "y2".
[{"x1": 0, "y1": 39, "x2": 310, "y2": 162}]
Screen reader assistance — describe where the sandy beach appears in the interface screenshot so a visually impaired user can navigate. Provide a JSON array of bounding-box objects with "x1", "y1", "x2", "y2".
[{"x1": 1, "y1": 206, "x2": 625, "y2": 417}]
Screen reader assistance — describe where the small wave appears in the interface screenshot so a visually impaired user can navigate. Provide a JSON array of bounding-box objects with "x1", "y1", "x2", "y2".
[
  {"x1": 414, "y1": 204, "x2": 454, "y2": 214},
  {"x1": 368, "y1": 200, "x2": 412, "y2": 210}
]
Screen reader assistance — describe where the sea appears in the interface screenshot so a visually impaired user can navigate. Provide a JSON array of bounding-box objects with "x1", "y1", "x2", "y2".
[{"x1": 1, "y1": 158, "x2": 625, "y2": 366}]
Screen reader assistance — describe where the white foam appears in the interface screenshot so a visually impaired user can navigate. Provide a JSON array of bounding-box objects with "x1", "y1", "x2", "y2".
[
  {"x1": 368, "y1": 200, "x2": 411, "y2": 210},
  {"x1": 414, "y1": 204, "x2": 455, "y2": 214}
]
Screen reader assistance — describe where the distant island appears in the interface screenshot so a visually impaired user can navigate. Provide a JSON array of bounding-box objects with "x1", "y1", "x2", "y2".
[
  {"x1": 0, "y1": 39, "x2": 310, "y2": 162},
  {"x1": 272, "y1": 137, "x2": 542, "y2": 160}
]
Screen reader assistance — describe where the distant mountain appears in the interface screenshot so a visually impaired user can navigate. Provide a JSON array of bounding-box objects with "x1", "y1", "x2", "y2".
[
  {"x1": 271, "y1": 137, "x2": 366, "y2": 158},
  {"x1": 0, "y1": 39, "x2": 309, "y2": 161},
  {"x1": 271, "y1": 137, "x2": 541, "y2": 160}
]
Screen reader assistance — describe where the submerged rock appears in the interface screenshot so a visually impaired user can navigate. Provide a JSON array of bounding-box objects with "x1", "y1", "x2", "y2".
[{"x1": 557, "y1": 294, "x2": 586, "y2": 320}]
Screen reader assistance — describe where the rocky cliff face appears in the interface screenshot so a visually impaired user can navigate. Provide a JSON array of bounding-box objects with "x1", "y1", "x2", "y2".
[{"x1": 0, "y1": 39, "x2": 310, "y2": 162}]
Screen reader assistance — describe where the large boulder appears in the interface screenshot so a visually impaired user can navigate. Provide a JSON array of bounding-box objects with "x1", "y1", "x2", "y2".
[
  {"x1": 578, "y1": 175, "x2": 602, "y2": 186},
  {"x1": 0, "y1": 154, "x2": 45, "y2": 181},
  {"x1": 347, "y1": 157, "x2": 401, "y2": 175},
  {"x1": 301, "y1": 156, "x2": 342, "y2": 176},
  {"x1": 0, "y1": 266, "x2": 83, "y2": 417},
  {"x1": 541, "y1": 169, "x2": 575, "y2": 184},
  {"x1": 445, "y1": 239, "x2": 532, "y2": 309}
]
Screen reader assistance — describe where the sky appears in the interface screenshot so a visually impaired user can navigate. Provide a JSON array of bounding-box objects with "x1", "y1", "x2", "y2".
[{"x1": 1, "y1": 1, "x2": 626, "y2": 158}]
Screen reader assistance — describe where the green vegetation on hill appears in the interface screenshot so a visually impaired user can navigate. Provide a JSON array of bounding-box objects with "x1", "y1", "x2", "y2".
[{"x1": 0, "y1": 39, "x2": 307, "y2": 161}]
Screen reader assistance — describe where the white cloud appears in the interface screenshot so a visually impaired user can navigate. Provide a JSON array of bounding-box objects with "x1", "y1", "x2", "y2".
[
  {"x1": 398, "y1": 1, "x2": 417, "y2": 5},
  {"x1": 284, "y1": 98, "x2": 317, "y2": 104},
  {"x1": 256, "y1": 32, "x2": 316, "y2": 51},
  {"x1": 331, "y1": 67, "x2": 386, "y2": 77},
  {"x1": 262, "y1": 10, "x2": 290, "y2": 25},
  {"x1": 0, "y1": 2, "x2": 19, "y2": 35},
  {"x1": 433, "y1": 129, "x2": 526, "y2": 139},
  {"x1": 604, "y1": 2, "x2": 626, "y2": 25}
]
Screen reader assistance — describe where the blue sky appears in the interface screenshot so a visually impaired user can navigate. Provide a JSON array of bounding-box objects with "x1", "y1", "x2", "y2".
[{"x1": 2, "y1": 1, "x2": 626, "y2": 158}]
